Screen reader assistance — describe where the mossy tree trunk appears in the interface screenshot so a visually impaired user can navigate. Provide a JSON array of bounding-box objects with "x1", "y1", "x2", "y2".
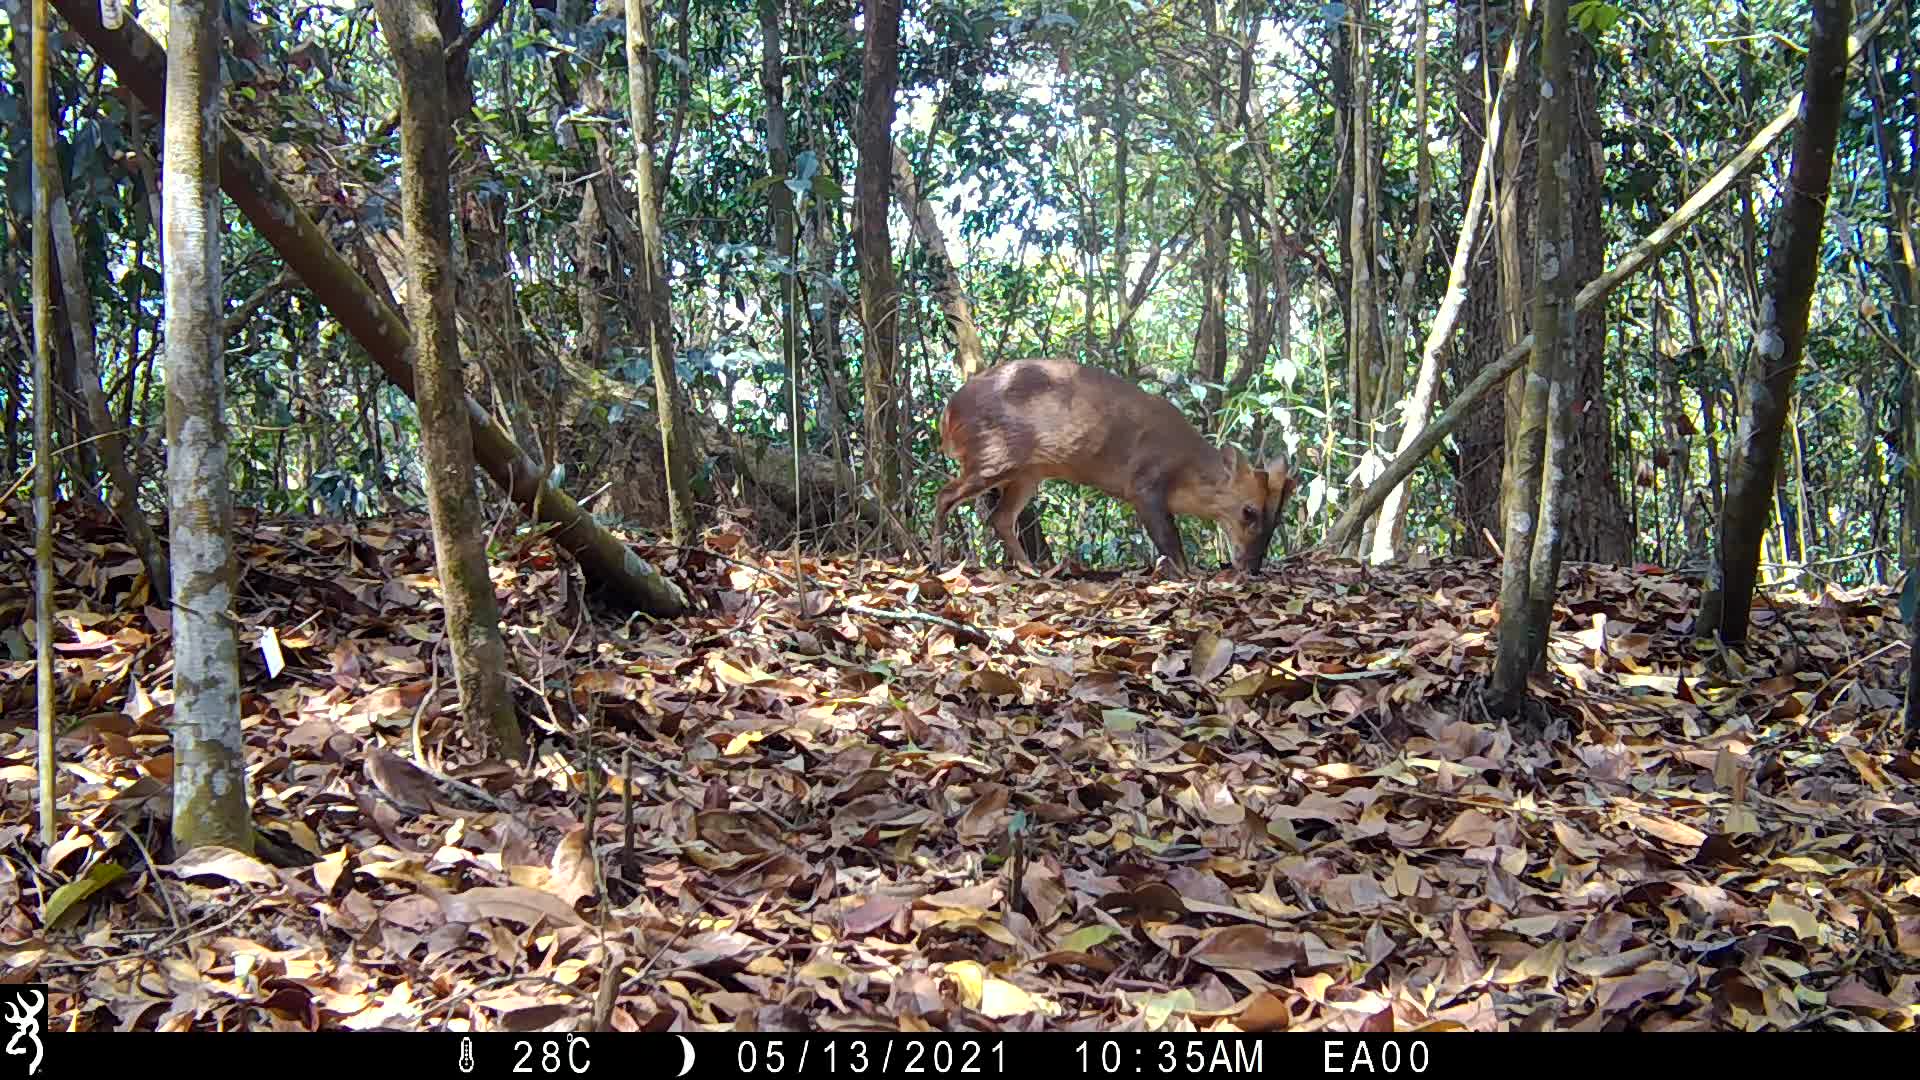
[
  {"x1": 162, "y1": 0, "x2": 252, "y2": 854},
  {"x1": 854, "y1": 0, "x2": 906, "y2": 516},
  {"x1": 1488, "y1": 0, "x2": 1576, "y2": 721},
  {"x1": 1699, "y1": 0, "x2": 1854, "y2": 648},
  {"x1": 627, "y1": 0, "x2": 696, "y2": 545},
  {"x1": 372, "y1": 0, "x2": 526, "y2": 761}
]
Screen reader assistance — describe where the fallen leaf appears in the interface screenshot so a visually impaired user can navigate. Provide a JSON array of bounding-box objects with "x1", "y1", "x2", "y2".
[
  {"x1": 1186, "y1": 926, "x2": 1306, "y2": 972},
  {"x1": 167, "y1": 847, "x2": 278, "y2": 886},
  {"x1": 1191, "y1": 632, "x2": 1235, "y2": 684},
  {"x1": 425, "y1": 885, "x2": 588, "y2": 928}
]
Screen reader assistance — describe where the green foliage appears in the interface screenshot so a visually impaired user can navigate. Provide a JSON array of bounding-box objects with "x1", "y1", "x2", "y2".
[{"x1": 0, "y1": 0, "x2": 1909, "y2": 587}]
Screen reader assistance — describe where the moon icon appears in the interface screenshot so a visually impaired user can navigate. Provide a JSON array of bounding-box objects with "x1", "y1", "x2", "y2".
[{"x1": 676, "y1": 1034, "x2": 696, "y2": 1077}]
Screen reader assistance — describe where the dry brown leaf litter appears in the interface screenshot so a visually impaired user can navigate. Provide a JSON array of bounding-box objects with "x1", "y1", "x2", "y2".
[{"x1": 2, "y1": 501, "x2": 1919, "y2": 1033}]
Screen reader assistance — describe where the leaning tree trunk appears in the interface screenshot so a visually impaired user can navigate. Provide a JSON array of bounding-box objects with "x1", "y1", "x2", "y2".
[
  {"x1": 1489, "y1": 0, "x2": 1576, "y2": 721},
  {"x1": 1368, "y1": 0, "x2": 1432, "y2": 562},
  {"x1": 854, "y1": 0, "x2": 906, "y2": 516},
  {"x1": 50, "y1": 0, "x2": 689, "y2": 617},
  {"x1": 373, "y1": 0, "x2": 526, "y2": 761},
  {"x1": 628, "y1": 0, "x2": 696, "y2": 545},
  {"x1": 1699, "y1": 0, "x2": 1854, "y2": 648},
  {"x1": 162, "y1": 0, "x2": 252, "y2": 854},
  {"x1": 51, "y1": 186, "x2": 171, "y2": 595}
]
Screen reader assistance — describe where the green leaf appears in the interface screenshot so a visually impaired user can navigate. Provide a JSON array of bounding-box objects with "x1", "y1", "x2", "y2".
[
  {"x1": 46, "y1": 861, "x2": 129, "y2": 929},
  {"x1": 1570, "y1": 0, "x2": 1624, "y2": 35},
  {"x1": 1058, "y1": 923, "x2": 1122, "y2": 953}
]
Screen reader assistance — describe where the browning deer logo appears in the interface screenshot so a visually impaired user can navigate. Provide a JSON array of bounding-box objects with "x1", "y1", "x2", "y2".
[{"x1": 2, "y1": 987, "x2": 43, "y2": 1077}]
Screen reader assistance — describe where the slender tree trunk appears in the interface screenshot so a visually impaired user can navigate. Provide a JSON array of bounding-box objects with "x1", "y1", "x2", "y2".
[
  {"x1": 854, "y1": 0, "x2": 906, "y2": 515},
  {"x1": 1489, "y1": 0, "x2": 1575, "y2": 720},
  {"x1": 1342, "y1": 0, "x2": 1384, "y2": 553},
  {"x1": 162, "y1": 0, "x2": 252, "y2": 853},
  {"x1": 30, "y1": 0, "x2": 57, "y2": 844},
  {"x1": 893, "y1": 147, "x2": 1050, "y2": 566},
  {"x1": 802, "y1": 189, "x2": 855, "y2": 453},
  {"x1": 1563, "y1": 29, "x2": 1630, "y2": 563},
  {"x1": 436, "y1": 0, "x2": 536, "y2": 453},
  {"x1": 1368, "y1": 0, "x2": 1529, "y2": 563},
  {"x1": 46, "y1": 180, "x2": 171, "y2": 595},
  {"x1": 51, "y1": 0, "x2": 689, "y2": 616},
  {"x1": 760, "y1": 0, "x2": 809, "y2": 555},
  {"x1": 628, "y1": 0, "x2": 696, "y2": 544},
  {"x1": 1699, "y1": 0, "x2": 1854, "y2": 648},
  {"x1": 1370, "y1": 0, "x2": 1433, "y2": 560},
  {"x1": 1111, "y1": 105, "x2": 1133, "y2": 372},
  {"x1": 373, "y1": 0, "x2": 525, "y2": 761},
  {"x1": 1865, "y1": 9, "x2": 1919, "y2": 737},
  {"x1": 1450, "y1": 0, "x2": 1532, "y2": 555},
  {"x1": 892, "y1": 149, "x2": 985, "y2": 379},
  {"x1": 546, "y1": 0, "x2": 636, "y2": 372}
]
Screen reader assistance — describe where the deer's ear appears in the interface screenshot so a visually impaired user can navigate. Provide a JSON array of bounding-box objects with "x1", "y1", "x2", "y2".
[{"x1": 1221, "y1": 445, "x2": 1251, "y2": 477}]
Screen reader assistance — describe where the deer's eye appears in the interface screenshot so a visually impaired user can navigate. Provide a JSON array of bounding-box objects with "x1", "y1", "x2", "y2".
[{"x1": 1242, "y1": 505, "x2": 1259, "y2": 524}]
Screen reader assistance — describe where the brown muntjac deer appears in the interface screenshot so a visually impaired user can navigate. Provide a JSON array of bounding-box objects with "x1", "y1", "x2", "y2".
[{"x1": 931, "y1": 358, "x2": 1299, "y2": 575}]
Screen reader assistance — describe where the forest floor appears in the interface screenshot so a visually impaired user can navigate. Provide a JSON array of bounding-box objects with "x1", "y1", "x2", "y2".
[{"x1": 3, "y1": 499, "x2": 1920, "y2": 1033}]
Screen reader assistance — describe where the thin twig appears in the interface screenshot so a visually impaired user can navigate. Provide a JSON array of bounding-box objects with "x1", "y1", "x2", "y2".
[{"x1": 410, "y1": 642, "x2": 442, "y2": 770}]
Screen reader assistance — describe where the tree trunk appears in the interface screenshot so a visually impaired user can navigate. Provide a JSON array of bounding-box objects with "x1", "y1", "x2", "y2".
[
  {"x1": 627, "y1": 0, "x2": 697, "y2": 545},
  {"x1": 1699, "y1": 0, "x2": 1854, "y2": 648},
  {"x1": 1562, "y1": 29, "x2": 1630, "y2": 563},
  {"x1": 436, "y1": 0, "x2": 537, "y2": 455},
  {"x1": 1489, "y1": 0, "x2": 1575, "y2": 720},
  {"x1": 29, "y1": 0, "x2": 57, "y2": 844},
  {"x1": 1451, "y1": 0, "x2": 1532, "y2": 555},
  {"x1": 802, "y1": 179, "x2": 855, "y2": 455},
  {"x1": 1864, "y1": 5, "x2": 1918, "y2": 733},
  {"x1": 854, "y1": 0, "x2": 906, "y2": 516},
  {"x1": 1342, "y1": 0, "x2": 1384, "y2": 554},
  {"x1": 892, "y1": 146, "x2": 1050, "y2": 566},
  {"x1": 50, "y1": 188, "x2": 172, "y2": 596},
  {"x1": 892, "y1": 149, "x2": 985, "y2": 379},
  {"x1": 51, "y1": 0, "x2": 689, "y2": 616},
  {"x1": 1473, "y1": 12, "x2": 1631, "y2": 566},
  {"x1": 1368, "y1": 0, "x2": 1527, "y2": 564},
  {"x1": 544, "y1": 0, "x2": 635, "y2": 373},
  {"x1": 373, "y1": 0, "x2": 526, "y2": 761},
  {"x1": 1369, "y1": 0, "x2": 1433, "y2": 561},
  {"x1": 161, "y1": 0, "x2": 252, "y2": 854},
  {"x1": 8, "y1": 8, "x2": 169, "y2": 595},
  {"x1": 759, "y1": 0, "x2": 805, "y2": 557}
]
